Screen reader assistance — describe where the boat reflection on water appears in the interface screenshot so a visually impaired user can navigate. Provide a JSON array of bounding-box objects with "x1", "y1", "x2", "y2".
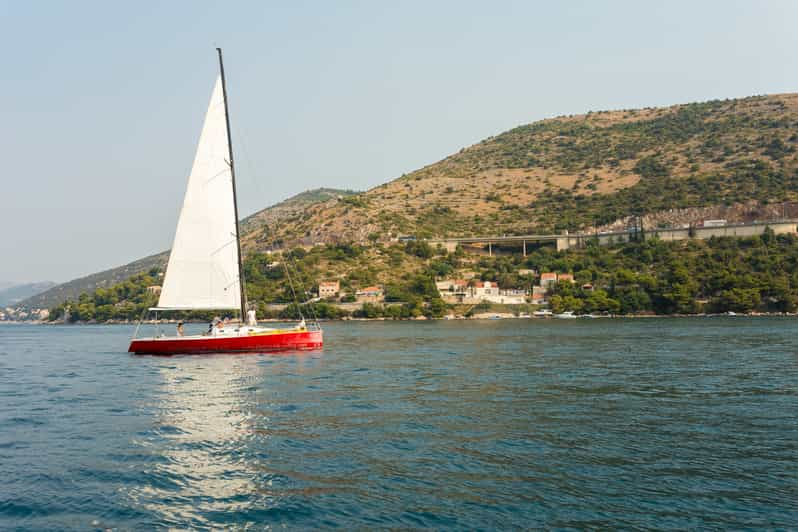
[{"x1": 124, "y1": 350, "x2": 323, "y2": 527}]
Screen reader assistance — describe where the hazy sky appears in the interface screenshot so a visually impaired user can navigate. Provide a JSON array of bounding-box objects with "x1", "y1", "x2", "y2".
[{"x1": 2, "y1": 0, "x2": 797, "y2": 283}]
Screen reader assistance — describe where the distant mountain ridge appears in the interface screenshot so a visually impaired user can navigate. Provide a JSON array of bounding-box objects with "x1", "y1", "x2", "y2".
[
  {"x1": 0, "y1": 281, "x2": 57, "y2": 307},
  {"x1": 19, "y1": 188, "x2": 357, "y2": 310}
]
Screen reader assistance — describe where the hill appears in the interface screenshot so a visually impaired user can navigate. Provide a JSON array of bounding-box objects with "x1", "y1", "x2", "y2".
[
  {"x1": 0, "y1": 281, "x2": 56, "y2": 307},
  {"x1": 252, "y1": 93, "x2": 798, "y2": 248},
  {"x1": 19, "y1": 253, "x2": 168, "y2": 311},
  {"x1": 31, "y1": 93, "x2": 798, "y2": 313},
  {"x1": 19, "y1": 188, "x2": 357, "y2": 310}
]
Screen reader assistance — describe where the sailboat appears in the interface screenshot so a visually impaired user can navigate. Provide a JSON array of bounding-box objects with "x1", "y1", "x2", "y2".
[{"x1": 128, "y1": 49, "x2": 323, "y2": 355}]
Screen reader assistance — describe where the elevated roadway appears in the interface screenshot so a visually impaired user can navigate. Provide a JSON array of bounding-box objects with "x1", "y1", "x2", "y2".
[{"x1": 428, "y1": 220, "x2": 798, "y2": 254}]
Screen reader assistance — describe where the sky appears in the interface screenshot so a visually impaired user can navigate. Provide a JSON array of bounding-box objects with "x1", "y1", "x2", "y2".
[{"x1": 2, "y1": 0, "x2": 798, "y2": 284}]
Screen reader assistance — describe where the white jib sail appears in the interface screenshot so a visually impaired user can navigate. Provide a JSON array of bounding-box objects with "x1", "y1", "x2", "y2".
[{"x1": 157, "y1": 76, "x2": 241, "y2": 310}]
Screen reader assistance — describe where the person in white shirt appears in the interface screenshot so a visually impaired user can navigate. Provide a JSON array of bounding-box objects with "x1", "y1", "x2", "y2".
[{"x1": 247, "y1": 308, "x2": 257, "y2": 326}]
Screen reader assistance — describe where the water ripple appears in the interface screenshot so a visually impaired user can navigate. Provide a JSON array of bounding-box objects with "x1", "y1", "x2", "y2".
[{"x1": 0, "y1": 319, "x2": 797, "y2": 529}]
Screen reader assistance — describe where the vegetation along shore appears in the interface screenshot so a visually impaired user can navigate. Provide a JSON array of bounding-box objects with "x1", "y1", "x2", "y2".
[{"x1": 48, "y1": 229, "x2": 798, "y2": 322}]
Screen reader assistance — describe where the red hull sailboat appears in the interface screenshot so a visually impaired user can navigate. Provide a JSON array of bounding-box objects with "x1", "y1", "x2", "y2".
[
  {"x1": 129, "y1": 49, "x2": 322, "y2": 355},
  {"x1": 129, "y1": 328, "x2": 323, "y2": 355}
]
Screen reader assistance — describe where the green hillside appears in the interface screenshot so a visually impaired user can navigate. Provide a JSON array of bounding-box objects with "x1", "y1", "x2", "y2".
[
  {"x1": 36, "y1": 93, "x2": 798, "y2": 318},
  {"x1": 20, "y1": 188, "x2": 357, "y2": 310},
  {"x1": 19, "y1": 252, "x2": 167, "y2": 311},
  {"x1": 49, "y1": 230, "x2": 798, "y2": 321}
]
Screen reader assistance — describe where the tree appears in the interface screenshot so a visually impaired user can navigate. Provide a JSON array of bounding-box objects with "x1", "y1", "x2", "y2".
[
  {"x1": 354, "y1": 303, "x2": 382, "y2": 318},
  {"x1": 761, "y1": 226, "x2": 776, "y2": 246},
  {"x1": 583, "y1": 290, "x2": 620, "y2": 314},
  {"x1": 425, "y1": 298, "x2": 448, "y2": 318},
  {"x1": 549, "y1": 295, "x2": 564, "y2": 314},
  {"x1": 713, "y1": 288, "x2": 761, "y2": 313},
  {"x1": 405, "y1": 240, "x2": 433, "y2": 259},
  {"x1": 560, "y1": 295, "x2": 584, "y2": 312}
]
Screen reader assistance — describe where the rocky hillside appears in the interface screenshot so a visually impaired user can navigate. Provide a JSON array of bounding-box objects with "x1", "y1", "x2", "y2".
[
  {"x1": 20, "y1": 188, "x2": 357, "y2": 309},
  {"x1": 255, "y1": 93, "x2": 798, "y2": 248},
  {"x1": 25, "y1": 93, "x2": 798, "y2": 309}
]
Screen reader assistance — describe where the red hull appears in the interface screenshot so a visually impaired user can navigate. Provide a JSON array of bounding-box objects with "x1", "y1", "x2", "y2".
[{"x1": 129, "y1": 329, "x2": 323, "y2": 355}]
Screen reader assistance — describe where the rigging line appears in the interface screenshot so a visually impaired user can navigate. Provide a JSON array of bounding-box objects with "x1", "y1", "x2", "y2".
[
  {"x1": 203, "y1": 167, "x2": 231, "y2": 184},
  {"x1": 210, "y1": 238, "x2": 237, "y2": 256},
  {"x1": 234, "y1": 121, "x2": 268, "y2": 218},
  {"x1": 284, "y1": 252, "x2": 320, "y2": 327},
  {"x1": 237, "y1": 120, "x2": 318, "y2": 327},
  {"x1": 281, "y1": 260, "x2": 305, "y2": 322},
  {"x1": 237, "y1": 124, "x2": 285, "y2": 320},
  {"x1": 288, "y1": 256, "x2": 314, "y2": 317}
]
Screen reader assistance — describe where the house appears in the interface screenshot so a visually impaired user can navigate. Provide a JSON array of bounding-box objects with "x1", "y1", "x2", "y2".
[
  {"x1": 436, "y1": 279, "x2": 468, "y2": 296},
  {"x1": 530, "y1": 292, "x2": 547, "y2": 305},
  {"x1": 146, "y1": 285, "x2": 162, "y2": 295},
  {"x1": 531, "y1": 286, "x2": 547, "y2": 304},
  {"x1": 558, "y1": 273, "x2": 575, "y2": 284},
  {"x1": 318, "y1": 281, "x2": 340, "y2": 298},
  {"x1": 581, "y1": 283, "x2": 594, "y2": 292},
  {"x1": 518, "y1": 269, "x2": 536, "y2": 277},
  {"x1": 472, "y1": 280, "x2": 500, "y2": 298},
  {"x1": 503, "y1": 288, "x2": 527, "y2": 297},
  {"x1": 470, "y1": 281, "x2": 527, "y2": 304},
  {"x1": 540, "y1": 272, "x2": 558, "y2": 288},
  {"x1": 356, "y1": 286, "x2": 384, "y2": 303}
]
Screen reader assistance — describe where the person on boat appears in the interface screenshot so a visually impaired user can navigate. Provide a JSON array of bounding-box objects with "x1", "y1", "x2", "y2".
[
  {"x1": 176, "y1": 321, "x2": 184, "y2": 337},
  {"x1": 209, "y1": 320, "x2": 223, "y2": 337},
  {"x1": 247, "y1": 307, "x2": 257, "y2": 326},
  {"x1": 207, "y1": 316, "x2": 221, "y2": 334}
]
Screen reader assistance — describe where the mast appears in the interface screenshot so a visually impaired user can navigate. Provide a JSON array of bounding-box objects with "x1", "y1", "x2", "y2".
[{"x1": 216, "y1": 47, "x2": 248, "y2": 321}]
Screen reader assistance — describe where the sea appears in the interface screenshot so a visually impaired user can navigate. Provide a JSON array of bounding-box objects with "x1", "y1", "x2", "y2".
[{"x1": 1, "y1": 318, "x2": 796, "y2": 530}]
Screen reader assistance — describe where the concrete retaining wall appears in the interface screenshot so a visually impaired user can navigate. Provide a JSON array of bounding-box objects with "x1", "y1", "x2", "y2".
[{"x1": 556, "y1": 221, "x2": 798, "y2": 250}]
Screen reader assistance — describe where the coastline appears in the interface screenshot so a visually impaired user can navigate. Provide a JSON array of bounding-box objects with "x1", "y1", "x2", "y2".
[{"x1": 12, "y1": 311, "x2": 797, "y2": 325}]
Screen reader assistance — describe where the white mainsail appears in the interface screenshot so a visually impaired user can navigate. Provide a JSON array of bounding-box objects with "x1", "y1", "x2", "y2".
[{"x1": 157, "y1": 77, "x2": 241, "y2": 310}]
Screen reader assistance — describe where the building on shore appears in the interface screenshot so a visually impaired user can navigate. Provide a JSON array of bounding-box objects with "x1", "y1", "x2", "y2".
[
  {"x1": 318, "y1": 280, "x2": 340, "y2": 298},
  {"x1": 530, "y1": 287, "x2": 547, "y2": 305},
  {"x1": 436, "y1": 279, "x2": 468, "y2": 296},
  {"x1": 356, "y1": 286, "x2": 384, "y2": 303},
  {"x1": 437, "y1": 279, "x2": 527, "y2": 304},
  {"x1": 540, "y1": 272, "x2": 558, "y2": 289}
]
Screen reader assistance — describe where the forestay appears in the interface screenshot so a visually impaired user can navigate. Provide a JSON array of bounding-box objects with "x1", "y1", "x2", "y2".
[{"x1": 157, "y1": 77, "x2": 241, "y2": 310}]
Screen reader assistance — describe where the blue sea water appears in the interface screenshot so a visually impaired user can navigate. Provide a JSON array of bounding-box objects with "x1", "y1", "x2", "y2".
[{"x1": 0, "y1": 318, "x2": 797, "y2": 530}]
